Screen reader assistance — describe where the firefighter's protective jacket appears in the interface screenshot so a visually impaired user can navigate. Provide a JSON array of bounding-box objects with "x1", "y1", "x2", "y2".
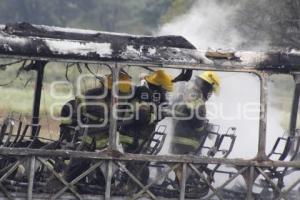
[
  {"x1": 119, "y1": 85, "x2": 157, "y2": 153},
  {"x1": 60, "y1": 87, "x2": 112, "y2": 149},
  {"x1": 60, "y1": 85, "x2": 156, "y2": 150},
  {"x1": 170, "y1": 86, "x2": 207, "y2": 154}
]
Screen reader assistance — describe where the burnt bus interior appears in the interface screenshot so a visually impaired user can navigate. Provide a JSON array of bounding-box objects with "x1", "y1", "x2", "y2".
[{"x1": 0, "y1": 22, "x2": 299, "y2": 199}]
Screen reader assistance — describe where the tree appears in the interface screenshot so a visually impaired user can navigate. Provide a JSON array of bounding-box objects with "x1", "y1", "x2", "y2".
[
  {"x1": 0, "y1": 0, "x2": 172, "y2": 34},
  {"x1": 235, "y1": 0, "x2": 300, "y2": 49}
]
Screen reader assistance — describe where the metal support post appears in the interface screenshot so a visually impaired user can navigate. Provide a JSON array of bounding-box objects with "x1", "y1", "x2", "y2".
[{"x1": 28, "y1": 156, "x2": 35, "y2": 200}]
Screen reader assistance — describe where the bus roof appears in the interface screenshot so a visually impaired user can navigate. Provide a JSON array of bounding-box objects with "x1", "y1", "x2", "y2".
[{"x1": 0, "y1": 22, "x2": 300, "y2": 73}]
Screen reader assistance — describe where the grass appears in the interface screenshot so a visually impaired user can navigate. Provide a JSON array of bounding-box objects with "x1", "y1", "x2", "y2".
[
  {"x1": 0, "y1": 85, "x2": 70, "y2": 140},
  {"x1": 0, "y1": 61, "x2": 112, "y2": 140},
  {"x1": 0, "y1": 85, "x2": 70, "y2": 115}
]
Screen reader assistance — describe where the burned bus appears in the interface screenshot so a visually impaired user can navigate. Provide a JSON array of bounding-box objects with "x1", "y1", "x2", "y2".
[{"x1": 0, "y1": 22, "x2": 299, "y2": 199}]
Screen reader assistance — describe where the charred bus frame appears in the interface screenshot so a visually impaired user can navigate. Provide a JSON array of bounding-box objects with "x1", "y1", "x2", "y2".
[{"x1": 0, "y1": 23, "x2": 299, "y2": 199}]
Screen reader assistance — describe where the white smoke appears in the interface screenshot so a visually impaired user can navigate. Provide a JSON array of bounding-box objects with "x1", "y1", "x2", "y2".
[
  {"x1": 207, "y1": 72, "x2": 260, "y2": 159},
  {"x1": 156, "y1": 0, "x2": 297, "y2": 191},
  {"x1": 157, "y1": 0, "x2": 292, "y2": 158},
  {"x1": 158, "y1": 0, "x2": 270, "y2": 50}
]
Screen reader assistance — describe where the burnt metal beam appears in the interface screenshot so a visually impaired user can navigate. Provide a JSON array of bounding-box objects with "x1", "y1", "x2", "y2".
[
  {"x1": 2, "y1": 23, "x2": 300, "y2": 73},
  {"x1": 105, "y1": 160, "x2": 113, "y2": 200},
  {"x1": 1, "y1": 53, "x2": 300, "y2": 76},
  {"x1": 0, "y1": 160, "x2": 21, "y2": 182},
  {"x1": 2, "y1": 147, "x2": 300, "y2": 168},
  {"x1": 52, "y1": 161, "x2": 103, "y2": 200},
  {"x1": 256, "y1": 167, "x2": 286, "y2": 200},
  {"x1": 0, "y1": 183, "x2": 13, "y2": 200},
  {"x1": 116, "y1": 161, "x2": 157, "y2": 199},
  {"x1": 37, "y1": 157, "x2": 83, "y2": 200},
  {"x1": 0, "y1": 28, "x2": 202, "y2": 66},
  {"x1": 206, "y1": 166, "x2": 249, "y2": 199},
  {"x1": 4, "y1": 23, "x2": 196, "y2": 50},
  {"x1": 289, "y1": 75, "x2": 300, "y2": 136},
  {"x1": 108, "y1": 64, "x2": 119, "y2": 151},
  {"x1": 189, "y1": 163, "x2": 223, "y2": 200},
  {"x1": 132, "y1": 163, "x2": 181, "y2": 199},
  {"x1": 246, "y1": 166, "x2": 255, "y2": 200},
  {"x1": 256, "y1": 72, "x2": 269, "y2": 160},
  {"x1": 0, "y1": 159, "x2": 22, "y2": 200},
  {"x1": 27, "y1": 156, "x2": 35, "y2": 200},
  {"x1": 31, "y1": 61, "x2": 47, "y2": 138},
  {"x1": 277, "y1": 178, "x2": 300, "y2": 200},
  {"x1": 179, "y1": 163, "x2": 187, "y2": 200}
]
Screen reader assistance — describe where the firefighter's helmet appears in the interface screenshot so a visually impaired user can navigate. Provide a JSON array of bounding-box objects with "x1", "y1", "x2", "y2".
[
  {"x1": 105, "y1": 71, "x2": 132, "y2": 93},
  {"x1": 198, "y1": 71, "x2": 221, "y2": 95},
  {"x1": 145, "y1": 70, "x2": 174, "y2": 92}
]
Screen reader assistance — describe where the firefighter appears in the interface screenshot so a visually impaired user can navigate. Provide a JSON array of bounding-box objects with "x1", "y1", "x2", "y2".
[
  {"x1": 60, "y1": 71, "x2": 132, "y2": 185},
  {"x1": 118, "y1": 70, "x2": 174, "y2": 188},
  {"x1": 59, "y1": 70, "x2": 174, "y2": 189},
  {"x1": 59, "y1": 72, "x2": 132, "y2": 148},
  {"x1": 120, "y1": 69, "x2": 174, "y2": 153},
  {"x1": 170, "y1": 71, "x2": 220, "y2": 182}
]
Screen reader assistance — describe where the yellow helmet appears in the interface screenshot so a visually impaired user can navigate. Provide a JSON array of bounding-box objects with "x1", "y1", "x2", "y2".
[
  {"x1": 145, "y1": 70, "x2": 174, "y2": 92},
  {"x1": 105, "y1": 72, "x2": 132, "y2": 93},
  {"x1": 198, "y1": 71, "x2": 221, "y2": 95}
]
